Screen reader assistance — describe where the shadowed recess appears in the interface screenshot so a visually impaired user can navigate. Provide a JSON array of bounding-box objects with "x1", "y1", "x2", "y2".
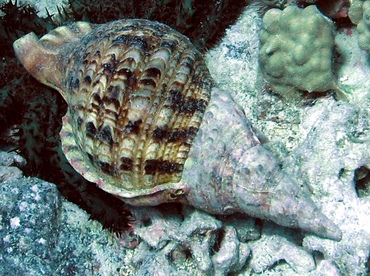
[{"x1": 67, "y1": 0, "x2": 250, "y2": 52}]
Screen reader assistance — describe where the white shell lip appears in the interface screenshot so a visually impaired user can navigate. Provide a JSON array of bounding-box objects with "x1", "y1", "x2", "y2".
[{"x1": 105, "y1": 181, "x2": 188, "y2": 206}]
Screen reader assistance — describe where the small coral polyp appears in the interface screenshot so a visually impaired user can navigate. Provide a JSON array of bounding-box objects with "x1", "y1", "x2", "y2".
[{"x1": 259, "y1": 5, "x2": 340, "y2": 99}]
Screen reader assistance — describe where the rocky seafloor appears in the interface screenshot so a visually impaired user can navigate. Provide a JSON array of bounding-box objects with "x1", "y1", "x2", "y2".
[{"x1": 1, "y1": 4, "x2": 370, "y2": 276}]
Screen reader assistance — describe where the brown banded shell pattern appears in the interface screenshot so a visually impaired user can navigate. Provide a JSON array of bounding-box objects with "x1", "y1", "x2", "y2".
[{"x1": 57, "y1": 20, "x2": 212, "y2": 192}]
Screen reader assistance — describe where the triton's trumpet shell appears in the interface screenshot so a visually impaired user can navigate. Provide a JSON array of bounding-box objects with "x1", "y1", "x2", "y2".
[{"x1": 13, "y1": 19, "x2": 342, "y2": 241}]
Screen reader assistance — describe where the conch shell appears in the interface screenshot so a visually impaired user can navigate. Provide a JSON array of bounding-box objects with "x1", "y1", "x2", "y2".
[{"x1": 13, "y1": 19, "x2": 342, "y2": 241}]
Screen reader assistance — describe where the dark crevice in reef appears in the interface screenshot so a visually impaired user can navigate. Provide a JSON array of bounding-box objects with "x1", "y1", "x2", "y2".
[
  {"x1": 0, "y1": 0, "x2": 57, "y2": 58},
  {"x1": 0, "y1": 0, "x2": 249, "y2": 233},
  {"x1": 67, "y1": 0, "x2": 249, "y2": 52},
  {"x1": 297, "y1": 0, "x2": 353, "y2": 28},
  {"x1": 354, "y1": 166, "x2": 370, "y2": 198}
]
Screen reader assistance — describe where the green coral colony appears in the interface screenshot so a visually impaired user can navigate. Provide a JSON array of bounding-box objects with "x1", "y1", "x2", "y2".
[
  {"x1": 259, "y1": 1, "x2": 370, "y2": 100},
  {"x1": 259, "y1": 5, "x2": 346, "y2": 100}
]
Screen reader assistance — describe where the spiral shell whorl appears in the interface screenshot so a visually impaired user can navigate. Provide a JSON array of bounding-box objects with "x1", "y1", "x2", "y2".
[
  {"x1": 50, "y1": 20, "x2": 213, "y2": 193},
  {"x1": 13, "y1": 19, "x2": 343, "y2": 241}
]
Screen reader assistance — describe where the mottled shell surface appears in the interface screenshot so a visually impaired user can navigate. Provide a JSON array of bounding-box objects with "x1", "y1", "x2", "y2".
[
  {"x1": 13, "y1": 19, "x2": 343, "y2": 241},
  {"x1": 15, "y1": 19, "x2": 212, "y2": 197}
]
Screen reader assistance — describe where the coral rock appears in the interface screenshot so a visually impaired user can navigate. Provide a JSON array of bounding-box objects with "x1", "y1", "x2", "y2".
[
  {"x1": 357, "y1": 1, "x2": 370, "y2": 51},
  {"x1": 259, "y1": 5, "x2": 343, "y2": 99}
]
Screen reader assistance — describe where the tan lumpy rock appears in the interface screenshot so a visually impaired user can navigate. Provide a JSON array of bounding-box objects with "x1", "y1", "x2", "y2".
[
  {"x1": 356, "y1": 1, "x2": 370, "y2": 51},
  {"x1": 259, "y1": 5, "x2": 342, "y2": 99}
]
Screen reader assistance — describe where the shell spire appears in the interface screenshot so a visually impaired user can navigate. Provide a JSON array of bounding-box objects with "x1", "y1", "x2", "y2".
[{"x1": 181, "y1": 88, "x2": 342, "y2": 241}]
